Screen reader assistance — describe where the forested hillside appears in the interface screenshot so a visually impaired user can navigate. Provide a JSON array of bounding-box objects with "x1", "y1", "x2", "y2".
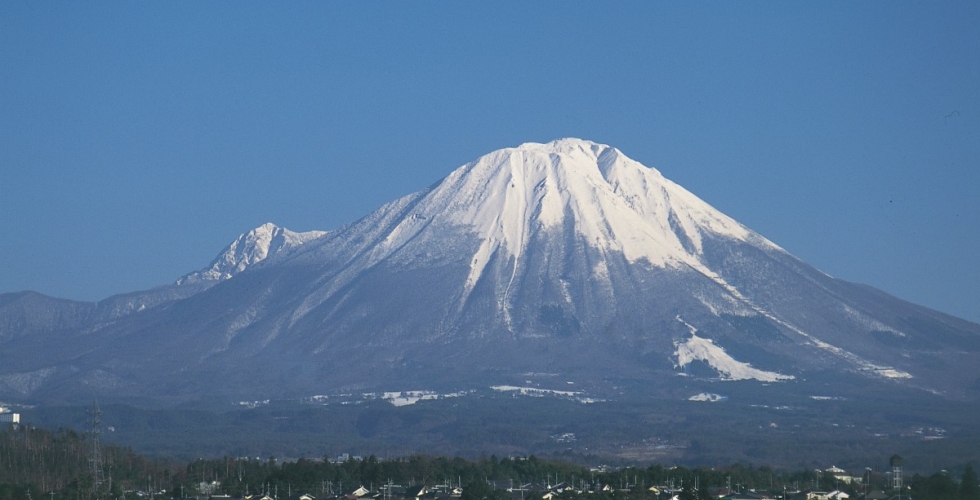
[{"x1": 0, "y1": 425, "x2": 181, "y2": 500}]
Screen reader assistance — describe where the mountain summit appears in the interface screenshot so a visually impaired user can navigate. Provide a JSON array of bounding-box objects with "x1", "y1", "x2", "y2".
[
  {"x1": 177, "y1": 222, "x2": 326, "y2": 285},
  {"x1": 1, "y1": 139, "x2": 978, "y2": 404},
  {"x1": 353, "y1": 139, "x2": 776, "y2": 302}
]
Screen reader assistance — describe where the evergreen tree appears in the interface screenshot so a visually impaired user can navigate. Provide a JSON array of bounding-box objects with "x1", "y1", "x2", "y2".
[
  {"x1": 962, "y1": 465, "x2": 979, "y2": 500},
  {"x1": 460, "y1": 480, "x2": 493, "y2": 500}
]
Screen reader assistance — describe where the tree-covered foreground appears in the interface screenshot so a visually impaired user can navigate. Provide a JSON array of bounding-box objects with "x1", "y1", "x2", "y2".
[{"x1": 0, "y1": 425, "x2": 976, "y2": 500}]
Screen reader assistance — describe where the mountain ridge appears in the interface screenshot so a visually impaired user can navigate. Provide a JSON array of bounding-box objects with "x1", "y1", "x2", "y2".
[{"x1": 177, "y1": 222, "x2": 328, "y2": 285}]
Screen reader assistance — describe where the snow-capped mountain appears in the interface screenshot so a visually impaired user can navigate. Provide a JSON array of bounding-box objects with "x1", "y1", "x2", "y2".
[
  {"x1": 177, "y1": 223, "x2": 327, "y2": 285},
  {"x1": 0, "y1": 138, "x2": 977, "y2": 405}
]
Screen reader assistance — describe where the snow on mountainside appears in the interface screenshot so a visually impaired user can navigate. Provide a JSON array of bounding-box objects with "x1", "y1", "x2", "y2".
[
  {"x1": 674, "y1": 316, "x2": 793, "y2": 382},
  {"x1": 284, "y1": 139, "x2": 790, "y2": 332},
  {"x1": 347, "y1": 139, "x2": 780, "y2": 288},
  {"x1": 177, "y1": 223, "x2": 327, "y2": 285},
  {"x1": 1, "y1": 138, "x2": 979, "y2": 405}
]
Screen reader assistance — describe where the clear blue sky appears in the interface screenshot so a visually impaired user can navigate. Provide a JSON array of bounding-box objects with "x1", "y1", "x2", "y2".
[{"x1": 1, "y1": 2, "x2": 978, "y2": 323}]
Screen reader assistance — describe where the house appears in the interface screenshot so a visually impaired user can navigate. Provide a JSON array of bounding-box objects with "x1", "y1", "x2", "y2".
[
  {"x1": 547, "y1": 483, "x2": 574, "y2": 494},
  {"x1": 822, "y1": 467, "x2": 857, "y2": 485},
  {"x1": 245, "y1": 495, "x2": 274, "y2": 500},
  {"x1": 541, "y1": 487, "x2": 576, "y2": 500},
  {"x1": 348, "y1": 487, "x2": 371, "y2": 499},
  {"x1": 404, "y1": 486, "x2": 427, "y2": 499}
]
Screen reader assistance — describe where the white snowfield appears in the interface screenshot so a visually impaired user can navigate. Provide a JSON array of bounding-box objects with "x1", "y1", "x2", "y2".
[
  {"x1": 674, "y1": 316, "x2": 795, "y2": 382},
  {"x1": 381, "y1": 390, "x2": 470, "y2": 407},
  {"x1": 491, "y1": 385, "x2": 579, "y2": 397},
  {"x1": 491, "y1": 385, "x2": 599, "y2": 404},
  {"x1": 689, "y1": 393, "x2": 726, "y2": 402}
]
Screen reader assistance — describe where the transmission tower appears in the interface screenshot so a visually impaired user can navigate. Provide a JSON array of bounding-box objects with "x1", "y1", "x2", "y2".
[
  {"x1": 89, "y1": 401, "x2": 106, "y2": 500},
  {"x1": 890, "y1": 454, "x2": 903, "y2": 491}
]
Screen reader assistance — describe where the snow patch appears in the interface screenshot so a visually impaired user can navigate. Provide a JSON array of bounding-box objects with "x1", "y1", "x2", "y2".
[
  {"x1": 673, "y1": 317, "x2": 794, "y2": 382},
  {"x1": 491, "y1": 385, "x2": 600, "y2": 403},
  {"x1": 687, "y1": 276, "x2": 916, "y2": 382},
  {"x1": 868, "y1": 368, "x2": 914, "y2": 379},
  {"x1": 382, "y1": 390, "x2": 471, "y2": 407},
  {"x1": 238, "y1": 400, "x2": 270, "y2": 409},
  {"x1": 492, "y1": 385, "x2": 579, "y2": 397},
  {"x1": 689, "y1": 393, "x2": 726, "y2": 402}
]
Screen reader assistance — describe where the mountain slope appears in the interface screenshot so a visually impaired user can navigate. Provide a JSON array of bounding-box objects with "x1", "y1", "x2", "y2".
[{"x1": 1, "y1": 139, "x2": 977, "y2": 405}]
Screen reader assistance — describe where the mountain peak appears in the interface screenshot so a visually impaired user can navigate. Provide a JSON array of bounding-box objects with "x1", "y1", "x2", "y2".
[
  {"x1": 177, "y1": 223, "x2": 327, "y2": 285},
  {"x1": 515, "y1": 137, "x2": 608, "y2": 153},
  {"x1": 369, "y1": 139, "x2": 775, "y2": 277}
]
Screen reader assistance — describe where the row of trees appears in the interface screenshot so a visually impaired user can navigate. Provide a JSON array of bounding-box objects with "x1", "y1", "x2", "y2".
[
  {"x1": 0, "y1": 425, "x2": 182, "y2": 500},
  {"x1": 908, "y1": 467, "x2": 979, "y2": 500},
  {"x1": 0, "y1": 425, "x2": 977, "y2": 500}
]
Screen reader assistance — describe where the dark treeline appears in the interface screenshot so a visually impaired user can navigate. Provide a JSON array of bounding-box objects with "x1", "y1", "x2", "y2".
[
  {"x1": 1, "y1": 426, "x2": 977, "y2": 500},
  {"x1": 0, "y1": 425, "x2": 182, "y2": 500}
]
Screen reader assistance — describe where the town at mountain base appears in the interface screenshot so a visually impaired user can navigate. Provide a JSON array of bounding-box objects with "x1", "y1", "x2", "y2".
[{"x1": 1, "y1": 421, "x2": 978, "y2": 500}]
